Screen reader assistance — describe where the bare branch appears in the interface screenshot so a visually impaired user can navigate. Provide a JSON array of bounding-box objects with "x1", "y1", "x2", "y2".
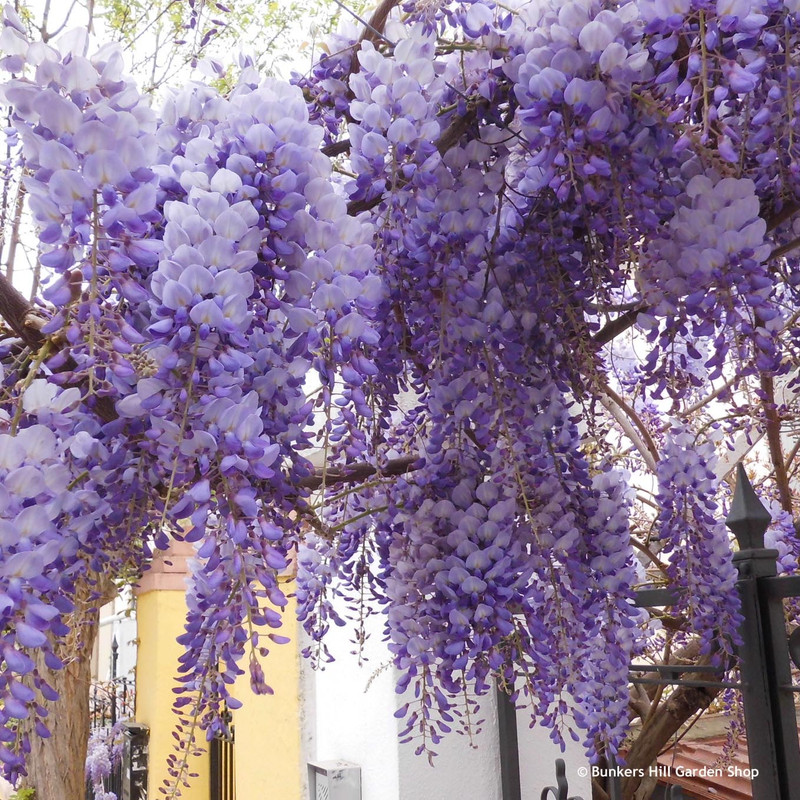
[
  {"x1": 622, "y1": 656, "x2": 721, "y2": 800},
  {"x1": 760, "y1": 373, "x2": 793, "y2": 512},
  {"x1": 0, "y1": 269, "x2": 45, "y2": 349},
  {"x1": 359, "y1": 0, "x2": 399, "y2": 47},
  {"x1": 769, "y1": 235, "x2": 800, "y2": 260},
  {"x1": 322, "y1": 139, "x2": 351, "y2": 157},
  {"x1": 593, "y1": 305, "x2": 646, "y2": 346},
  {"x1": 299, "y1": 454, "x2": 419, "y2": 490},
  {"x1": 766, "y1": 200, "x2": 800, "y2": 232},
  {"x1": 598, "y1": 380, "x2": 660, "y2": 471},
  {"x1": 4, "y1": 179, "x2": 26, "y2": 286}
]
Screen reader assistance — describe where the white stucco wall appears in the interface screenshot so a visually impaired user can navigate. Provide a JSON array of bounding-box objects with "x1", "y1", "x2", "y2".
[
  {"x1": 396, "y1": 687, "x2": 502, "y2": 800},
  {"x1": 516, "y1": 707, "x2": 592, "y2": 799},
  {"x1": 302, "y1": 613, "x2": 401, "y2": 800},
  {"x1": 302, "y1": 605, "x2": 591, "y2": 800}
]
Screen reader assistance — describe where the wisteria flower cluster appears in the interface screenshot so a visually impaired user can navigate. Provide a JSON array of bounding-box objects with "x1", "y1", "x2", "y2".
[
  {"x1": 85, "y1": 723, "x2": 124, "y2": 800},
  {"x1": 638, "y1": 173, "x2": 782, "y2": 374},
  {"x1": 1, "y1": 0, "x2": 799, "y2": 785},
  {"x1": 655, "y1": 423, "x2": 742, "y2": 656},
  {"x1": 764, "y1": 503, "x2": 800, "y2": 575}
]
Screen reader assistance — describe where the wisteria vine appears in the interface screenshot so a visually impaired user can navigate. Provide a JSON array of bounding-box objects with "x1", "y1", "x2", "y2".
[{"x1": 1, "y1": 0, "x2": 800, "y2": 788}]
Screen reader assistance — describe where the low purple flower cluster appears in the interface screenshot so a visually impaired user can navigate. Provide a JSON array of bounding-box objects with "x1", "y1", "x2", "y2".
[
  {"x1": 86, "y1": 723, "x2": 124, "y2": 800},
  {"x1": 655, "y1": 424, "x2": 742, "y2": 656}
]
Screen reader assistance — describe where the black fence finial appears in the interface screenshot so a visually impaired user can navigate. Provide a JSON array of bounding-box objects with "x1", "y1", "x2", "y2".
[
  {"x1": 540, "y1": 758, "x2": 584, "y2": 800},
  {"x1": 725, "y1": 463, "x2": 772, "y2": 550}
]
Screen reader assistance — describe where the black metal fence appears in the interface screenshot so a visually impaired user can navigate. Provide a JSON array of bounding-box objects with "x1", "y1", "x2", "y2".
[
  {"x1": 89, "y1": 677, "x2": 135, "y2": 731},
  {"x1": 630, "y1": 465, "x2": 800, "y2": 799},
  {"x1": 210, "y1": 727, "x2": 235, "y2": 800}
]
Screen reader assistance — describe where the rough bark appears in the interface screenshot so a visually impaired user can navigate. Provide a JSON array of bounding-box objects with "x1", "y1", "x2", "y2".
[
  {"x1": 619, "y1": 667, "x2": 720, "y2": 800},
  {"x1": 19, "y1": 577, "x2": 114, "y2": 800},
  {"x1": 20, "y1": 635, "x2": 96, "y2": 800}
]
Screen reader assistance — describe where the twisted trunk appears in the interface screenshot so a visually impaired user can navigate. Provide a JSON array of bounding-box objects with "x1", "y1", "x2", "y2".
[
  {"x1": 20, "y1": 632, "x2": 96, "y2": 800},
  {"x1": 620, "y1": 679, "x2": 719, "y2": 800},
  {"x1": 19, "y1": 577, "x2": 113, "y2": 800},
  {"x1": 592, "y1": 646, "x2": 722, "y2": 800}
]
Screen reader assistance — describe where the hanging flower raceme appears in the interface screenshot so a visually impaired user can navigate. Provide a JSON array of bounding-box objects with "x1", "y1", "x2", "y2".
[
  {"x1": 0, "y1": 25, "x2": 162, "y2": 384},
  {"x1": 0, "y1": 8, "x2": 383, "y2": 783},
  {"x1": 764, "y1": 502, "x2": 800, "y2": 575},
  {"x1": 655, "y1": 424, "x2": 742, "y2": 657},
  {"x1": 303, "y1": 226, "x2": 644, "y2": 757},
  {"x1": 638, "y1": 172, "x2": 783, "y2": 377},
  {"x1": 86, "y1": 723, "x2": 124, "y2": 800}
]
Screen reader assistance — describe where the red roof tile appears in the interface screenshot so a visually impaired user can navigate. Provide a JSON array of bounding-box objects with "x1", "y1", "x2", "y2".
[{"x1": 654, "y1": 734, "x2": 753, "y2": 799}]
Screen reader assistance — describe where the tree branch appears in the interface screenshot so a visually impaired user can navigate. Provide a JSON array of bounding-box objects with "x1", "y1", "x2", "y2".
[
  {"x1": 622, "y1": 657, "x2": 721, "y2": 800},
  {"x1": 339, "y1": 0, "x2": 400, "y2": 82},
  {"x1": 3, "y1": 178, "x2": 25, "y2": 285},
  {"x1": 0, "y1": 269, "x2": 46, "y2": 349},
  {"x1": 0, "y1": 271, "x2": 120, "y2": 421},
  {"x1": 358, "y1": 0, "x2": 398, "y2": 48},
  {"x1": 760, "y1": 373, "x2": 793, "y2": 513},
  {"x1": 299, "y1": 454, "x2": 419, "y2": 490},
  {"x1": 592, "y1": 305, "x2": 647, "y2": 346},
  {"x1": 322, "y1": 139, "x2": 351, "y2": 158},
  {"x1": 598, "y1": 380, "x2": 660, "y2": 471},
  {"x1": 769, "y1": 235, "x2": 800, "y2": 261},
  {"x1": 766, "y1": 200, "x2": 800, "y2": 232}
]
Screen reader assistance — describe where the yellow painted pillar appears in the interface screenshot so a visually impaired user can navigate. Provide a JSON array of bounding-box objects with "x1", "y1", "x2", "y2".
[
  {"x1": 134, "y1": 542, "x2": 210, "y2": 800},
  {"x1": 134, "y1": 543, "x2": 303, "y2": 800},
  {"x1": 230, "y1": 584, "x2": 302, "y2": 800}
]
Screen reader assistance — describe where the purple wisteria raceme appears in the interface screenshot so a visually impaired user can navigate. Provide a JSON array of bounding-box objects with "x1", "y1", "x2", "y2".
[
  {"x1": 764, "y1": 502, "x2": 800, "y2": 575},
  {"x1": 347, "y1": 33, "x2": 445, "y2": 207},
  {"x1": 655, "y1": 424, "x2": 742, "y2": 656},
  {"x1": 85, "y1": 723, "x2": 124, "y2": 800},
  {"x1": 639, "y1": 174, "x2": 773, "y2": 315},
  {"x1": 637, "y1": 172, "x2": 783, "y2": 379},
  {"x1": 0, "y1": 10, "x2": 383, "y2": 783}
]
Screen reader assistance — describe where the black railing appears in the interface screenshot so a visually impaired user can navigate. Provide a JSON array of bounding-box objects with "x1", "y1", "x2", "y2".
[
  {"x1": 210, "y1": 727, "x2": 235, "y2": 800},
  {"x1": 89, "y1": 677, "x2": 134, "y2": 730},
  {"x1": 86, "y1": 676, "x2": 140, "y2": 800},
  {"x1": 540, "y1": 759, "x2": 584, "y2": 800}
]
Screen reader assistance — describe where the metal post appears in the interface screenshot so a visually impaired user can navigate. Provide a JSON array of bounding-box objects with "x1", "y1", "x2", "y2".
[
  {"x1": 496, "y1": 684, "x2": 522, "y2": 800},
  {"x1": 111, "y1": 634, "x2": 119, "y2": 680},
  {"x1": 121, "y1": 722, "x2": 149, "y2": 800},
  {"x1": 726, "y1": 464, "x2": 800, "y2": 800},
  {"x1": 210, "y1": 736, "x2": 220, "y2": 800}
]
